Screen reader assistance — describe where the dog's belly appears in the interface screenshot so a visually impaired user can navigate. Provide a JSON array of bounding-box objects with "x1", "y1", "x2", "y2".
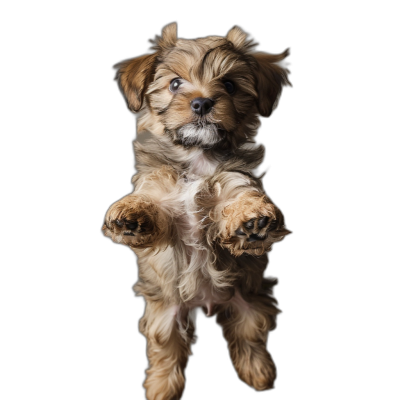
[
  {"x1": 185, "y1": 282, "x2": 234, "y2": 316},
  {"x1": 177, "y1": 167, "x2": 229, "y2": 315},
  {"x1": 177, "y1": 178, "x2": 234, "y2": 315},
  {"x1": 174, "y1": 152, "x2": 233, "y2": 314}
]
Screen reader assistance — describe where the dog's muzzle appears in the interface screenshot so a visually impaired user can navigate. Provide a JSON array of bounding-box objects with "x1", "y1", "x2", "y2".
[{"x1": 177, "y1": 122, "x2": 222, "y2": 147}]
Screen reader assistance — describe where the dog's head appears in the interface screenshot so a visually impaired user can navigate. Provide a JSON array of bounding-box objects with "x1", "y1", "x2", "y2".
[{"x1": 115, "y1": 23, "x2": 290, "y2": 149}]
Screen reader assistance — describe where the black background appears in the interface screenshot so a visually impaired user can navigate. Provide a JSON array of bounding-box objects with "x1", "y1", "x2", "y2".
[{"x1": 63, "y1": 7, "x2": 347, "y2": 399}]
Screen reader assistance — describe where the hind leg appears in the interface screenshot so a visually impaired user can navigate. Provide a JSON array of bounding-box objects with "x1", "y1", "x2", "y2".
[
  {"x1": 140, "y1": 301, "x2": 194, "y2": 400},
  {"x1": 217, "y1": 289, "x2": 279, "y2": 390}
]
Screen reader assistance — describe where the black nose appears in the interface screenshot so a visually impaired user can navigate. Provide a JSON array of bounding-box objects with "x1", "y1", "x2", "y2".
[{"x1": 191, "y1": 97, "x2": 214, "y2": 116}]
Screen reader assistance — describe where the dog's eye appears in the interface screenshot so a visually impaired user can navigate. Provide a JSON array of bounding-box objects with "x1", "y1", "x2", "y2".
[
  {"x1": 223, "y1": 81, "x2": 235, "y2": 95},
  {"x1": 169, "y1": 78, "x2": 182, "y2": 93}
]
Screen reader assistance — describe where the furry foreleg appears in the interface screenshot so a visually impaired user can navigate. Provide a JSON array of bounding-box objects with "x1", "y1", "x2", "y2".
[
  {"x1": 102, "y1": 165, "x2": 179, "y2": 249},
  {"x1": 198, "y1": 171, "x2": 290, "y2": 256}
]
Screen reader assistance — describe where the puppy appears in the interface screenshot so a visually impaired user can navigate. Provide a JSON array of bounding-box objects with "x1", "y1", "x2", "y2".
[{"x1": 103, "y1": 23, "x2": 290, "y2": 400}]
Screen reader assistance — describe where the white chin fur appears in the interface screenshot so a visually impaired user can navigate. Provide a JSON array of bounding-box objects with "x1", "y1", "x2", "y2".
[{"x1": 177, "y1": 123, "x2": 221, "y2": 147}]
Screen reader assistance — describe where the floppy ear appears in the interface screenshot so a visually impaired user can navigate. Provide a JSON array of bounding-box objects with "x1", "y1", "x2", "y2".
[
  {"x1": 252, "y1": 49, "x2": 291, "y2": 117},
  {"x1": 114, "y1": 53, "x2": 158, "y2": 112},
  {"x1": 114, "y1": 23, "x2": 178, "y2": 112}
]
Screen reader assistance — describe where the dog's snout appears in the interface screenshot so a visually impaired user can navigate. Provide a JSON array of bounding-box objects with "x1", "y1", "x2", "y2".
[{"x1": 191, "y1": 97, "x2": 214, "y2": 116}]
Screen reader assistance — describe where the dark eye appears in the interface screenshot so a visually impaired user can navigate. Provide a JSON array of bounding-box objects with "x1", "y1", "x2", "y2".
[
  {"x1": 223, "y1": 81, "x2": 235, "y2": 94},
  {"x1": 169, "y1": 78, "x2": 182, "y2": 93}
]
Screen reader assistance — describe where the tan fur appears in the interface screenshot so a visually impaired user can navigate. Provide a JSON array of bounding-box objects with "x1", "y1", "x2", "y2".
[
  {"x1": 140, "y1": 301, "x2": 194, "y2": 400},
  {"x1": 103, "y1": 23, "x2": 290, "y2": 400},
  {"x1": 217, "y1": 287, "x2": 279, "y2": 390}
]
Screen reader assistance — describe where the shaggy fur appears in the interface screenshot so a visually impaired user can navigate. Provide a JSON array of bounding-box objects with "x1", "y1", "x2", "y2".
[{"x1": 103, "y1": 23, "x2": 290, "y2": 399}]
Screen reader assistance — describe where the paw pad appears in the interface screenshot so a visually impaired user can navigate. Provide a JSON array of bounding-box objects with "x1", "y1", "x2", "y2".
[
  {"x1": 111, "y1": 218, "x2": 140, "y2": 235},
  {"x1": 235, "y1": 215, "x2": 276, "y2": 242}
]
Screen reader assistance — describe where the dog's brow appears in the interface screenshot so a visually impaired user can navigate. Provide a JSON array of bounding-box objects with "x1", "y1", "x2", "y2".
[
  {"x1": 168, "y1": 68, "x2": 182, "y2": 78},
  {"x1": 158, "y1": 63, "x2": 185, "y2": 80}
]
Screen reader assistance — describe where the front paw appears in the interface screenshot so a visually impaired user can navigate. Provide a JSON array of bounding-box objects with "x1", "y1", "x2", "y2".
[
  {"x1": 102, "y1": 196, "x2": 165, "y2": 249},
  {"x1": 220, "y1": 192, "x2": 290, "y2": 256}
]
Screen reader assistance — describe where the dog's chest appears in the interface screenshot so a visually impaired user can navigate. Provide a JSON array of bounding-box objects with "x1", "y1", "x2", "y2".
[
  {"x1": 177, "y1": 157, "x2": 215, "y2": 244},
  {"x1": 179, "y1": 152, "x2": 217, "y2": 240},
  {"x1": 188, "y1": 151, "x2": 217, "y2": 177}
]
